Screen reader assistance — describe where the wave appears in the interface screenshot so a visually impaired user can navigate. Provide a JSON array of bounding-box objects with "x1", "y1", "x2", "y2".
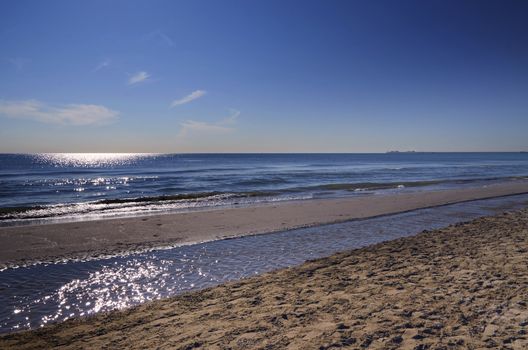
[
  {"x1": 235, "y1": 177, "x2": 289, "y2": 186},
  {"x1": 1, "y1": 176, "x2": 526, "y2": 223},
  {"x1": 295, "y1": 179, "x2": 447, "y2": 192},
  {"x1": 0, "y1": 191, "x2": 284, "y2": 222},
  {"x1": 290, "y1": 176, "x2": 528, "y2": 193}
]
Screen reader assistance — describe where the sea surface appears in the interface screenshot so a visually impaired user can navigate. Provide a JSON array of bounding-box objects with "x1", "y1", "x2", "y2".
[{"x1": 1, "y1": 152, "x2": 528, "y2": 225}]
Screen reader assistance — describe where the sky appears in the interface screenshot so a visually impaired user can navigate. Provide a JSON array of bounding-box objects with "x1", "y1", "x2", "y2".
[{"x1": 0, "y1": 0, "x2": 527, "y2": 153}]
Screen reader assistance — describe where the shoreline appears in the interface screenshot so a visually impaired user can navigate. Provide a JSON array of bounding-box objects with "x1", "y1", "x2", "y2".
[
  {"x1": 0, "y1": 180, "x2": 527, "y2": 269},
  {"x1": 2, "y1": 205, "x2": 527, "y2": 348}
]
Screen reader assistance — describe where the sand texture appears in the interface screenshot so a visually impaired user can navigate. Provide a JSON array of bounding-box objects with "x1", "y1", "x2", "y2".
[
  {"x1": 2, "y1": 207, "x2": 528, "y2": 349},
  {"x1": 1, "y1": 180, "x2": 528, "y2": 268}
]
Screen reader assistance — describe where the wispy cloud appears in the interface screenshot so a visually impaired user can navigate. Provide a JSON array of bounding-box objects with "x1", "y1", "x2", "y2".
[
  {"x1": 178, "y1": 109, "x2": 240, "y2": 137},
  {"x1": 170, "y1": 90, "x2": 206, "y2": 107},
  {"x1": 128, "y1": 71, "x2": 150, "y2": 85},
  {"x1": 222, "y1": 108, "x2": 240, "y2": 125},
  {"x1": 0, "y1": 100, "x2": 119, "y2": 126},
  {"x1": 142, "y1": 30, "x2": 174, "y2": 47},
  {"x1": 93, "y1": 59, "x2": 110, "y2": 72},
  {"x1": 178, "y1": 120, "x2": 233, "y2": 137}
]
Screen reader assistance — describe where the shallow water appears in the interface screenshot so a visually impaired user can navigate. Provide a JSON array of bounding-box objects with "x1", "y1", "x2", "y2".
[{"x1": 0, "y1": 194, "x2": 527, "y2": 334}]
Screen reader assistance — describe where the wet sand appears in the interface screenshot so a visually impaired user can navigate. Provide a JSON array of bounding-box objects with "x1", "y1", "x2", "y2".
[
  {"x1": 1, "y1": 180, "x2": 528, "y2": 269},
  {"x1": 2, "y1": 205, "x2": 528, "y2": 349}
]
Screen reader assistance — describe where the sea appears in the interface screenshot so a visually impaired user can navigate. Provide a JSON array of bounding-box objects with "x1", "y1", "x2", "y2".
[{"x1": 1, "y1": 152, "x2": 528, "y2": 226}]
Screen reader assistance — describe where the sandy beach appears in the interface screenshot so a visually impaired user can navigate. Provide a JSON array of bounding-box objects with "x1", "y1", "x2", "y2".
[
  {"x1": 1, "y1": 203, "x2": 527, "y2": 349},
  {"x1": 1, "y1": 180, "x2": 527, "y2": 269}
]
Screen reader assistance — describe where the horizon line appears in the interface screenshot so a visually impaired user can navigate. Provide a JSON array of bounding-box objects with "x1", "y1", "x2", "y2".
[{"x1": 0, "y1": 151, "x2": 527, "y2": 155}]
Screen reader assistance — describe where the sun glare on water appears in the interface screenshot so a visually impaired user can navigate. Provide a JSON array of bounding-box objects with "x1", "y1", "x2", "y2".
[{"x1": 35, "y1": 153, "x2": 154, "y2": 167}]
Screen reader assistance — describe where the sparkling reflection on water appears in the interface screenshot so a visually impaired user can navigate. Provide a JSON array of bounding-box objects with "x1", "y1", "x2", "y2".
[{"x1": 1, "y1": 194, "x2": 528, "y2": 333}]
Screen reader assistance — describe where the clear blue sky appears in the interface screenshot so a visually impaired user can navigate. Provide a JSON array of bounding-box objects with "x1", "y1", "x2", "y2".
[{"x1": 0, "y1": 0, "x2": 527, "y2": 153}]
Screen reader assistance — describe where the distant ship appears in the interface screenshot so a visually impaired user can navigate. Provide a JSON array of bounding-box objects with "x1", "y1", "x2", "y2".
[{"x1": 386, "y1": 150, "x2": 417, "y2": 153}]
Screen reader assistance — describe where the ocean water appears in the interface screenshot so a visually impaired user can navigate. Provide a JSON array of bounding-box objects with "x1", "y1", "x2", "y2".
[{"x1": 1, "y1": 152, "x2": 528, "y2": 225}]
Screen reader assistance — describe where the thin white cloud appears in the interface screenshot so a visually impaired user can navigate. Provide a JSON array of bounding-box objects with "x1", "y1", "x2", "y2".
[
  {"x1": 170, "y1": 90, "x2": 206, "y2": 107},
  {"x1": 128, "y1": 71, "x2": 150, "y2": 85},
  {"x1": 142, "y1": 30, "x2": 174, "y2": 47},
  {"x1": 0, "y1": 100, "x2": 119, "y2": 126},
  {"x1": 221, "y1": 108, "x2": 240, "y2": 125},
  {"x1": 93, "y1": 59, "x2": 110, "y2": 72},
  {"x1": 178, "y1": 109, "x2": 240, "y2": 137},
  {"x1": 178, "y1": 120, "x2": 233, "y2": 137}
]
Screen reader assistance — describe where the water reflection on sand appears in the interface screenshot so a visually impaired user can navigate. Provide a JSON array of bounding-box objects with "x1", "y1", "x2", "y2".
[{"x1": 0, "y1": 194, "x2": 527, "y2": 333}]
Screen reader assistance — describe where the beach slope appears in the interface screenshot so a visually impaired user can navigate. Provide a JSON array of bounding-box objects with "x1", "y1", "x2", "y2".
[
  {"x1": 2, "y1": 207, "x2": 528, "y2": 349},
  {"x1": 1, "y1": 180, "x2": 527, "y2": 268}
]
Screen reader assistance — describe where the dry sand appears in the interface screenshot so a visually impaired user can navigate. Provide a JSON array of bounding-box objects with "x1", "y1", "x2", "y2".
[
  {"x1": 2, "y1": 204, "x2": 528, "y2": 349},
  {"x1": 1, "y1": 181, "x2": 528, "y2": 269}
]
